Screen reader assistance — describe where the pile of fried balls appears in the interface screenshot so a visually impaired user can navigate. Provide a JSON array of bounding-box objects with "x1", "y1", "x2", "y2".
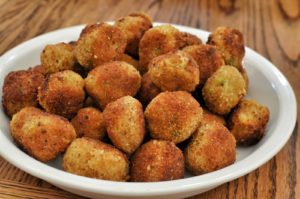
[{"x1": 2, "y1": 12, "x2": 270, "y2": 182}]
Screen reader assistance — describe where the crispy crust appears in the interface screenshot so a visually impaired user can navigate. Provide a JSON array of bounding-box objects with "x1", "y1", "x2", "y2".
[
  {"x1": 227, "y1": 99, "x2": 270, "y2": 145},
  {"x1": 239, "y1": 66, "x2": 249, "y2": 92},
  {"x1": 202, "y1": 109, "x2": 226, "y2": 126},
  {"x1": 31, "y1": 64, "x2": 47, "y2": 75},
  {"x1": 75, "y1": 24, "x2": 101, "y2": 68},
  {"x1": 41, "y1": 42, "x2": 76, "y2": 74},
  {"x1": 2, "y1": 70, "x2": 44, "y2": 117},
  {"x1": 79, "y1": 23, "x2": 102, "y2": 37},
  {"x1": 103, "y1": 96, "x2": 145, "y2": 154},
  {"x1": 92, "y1": 23, "x2": 127, "y2": 67},
  {"x1": 38, "y1": 70, "x2": 85, "y2": 119},
  {"x1": 137, "y1": 72, "x2": 161, "y2": 107},
  {"x1": 63, "y1": 137, "x2": 129, "y2": 181},
  {"x1": 178, "y1": 32, "x2": 202, "y2": 48},
  {"x1": 131, "y1": 140, "x2": 184, "y2": 182},
  {"x1": 183, "y1": 44, "x2": 225, "y2": 86},
  {"x1": 139, "y1": 25, "x2": 182, "y2": 74},
  {"x1": 75, "y1": 23, "x2": 127, "y2": 69},
  {"x1": 207, "y1": 26, "x2": 245, "y2": 70},
  {"x1": 84, "y1": 61, "x2": 141, "y2": 109},
  {"x1": 148, "y1": 50, "x2": 199, "y2": 92},
  {"x1": 129, "y1": 12, "x2": 152, "y2": 24},
  {"x1": 145, "y1": 91, "x2": 203, "y2": 144},
  {"x1": 202, "y1": 65, "x2": 246, "y2": 115},
  {"x1": 10, "y1": 107, "x2": 76, "y2": 162},
  {"x1": 71, "y1": 107, "x2": 106, "y2": 140},
  {"x1": 115, "y1": 12, "x2": 152, "y2": 57},
  {"x1": 117, "y1": 54, "x2": 141, "y2": 72},
  {"x1": 185, "y1": 121, "x2": 236, "y2": 175}
]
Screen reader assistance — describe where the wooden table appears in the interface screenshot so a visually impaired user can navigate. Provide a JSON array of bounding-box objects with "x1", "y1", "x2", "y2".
[{"x1": 0, "y1": 0, "x2": 299, "y2": 198}]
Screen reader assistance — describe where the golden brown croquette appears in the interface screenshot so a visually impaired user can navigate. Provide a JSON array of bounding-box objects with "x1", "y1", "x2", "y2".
[
  {"x1": 185, "y1": 121, "x2": 236, "y2": 175},
  {"x1": 128, "y1": 12, "x2": 152, "y2": 24},
  {"x1": 79, "y1": 23, "x2": 102, "y2": 37},
  {"x1": 117, "y1": 54, "x2": 141, "y2": 72},
  {"x1": 202, "y1": 65, "x2": 246, "y2": 115},
  {"x1": 139, "y1": 25, "x2": 182, "y2": 74},
  {"x1": 75, "y1": 23, "x2": 101, "y2": 68},
  {"x1": 207, "y1": 26, "x2": 245, "y2": 70},
  {"x1": 10, "y1": 107, "x2": 76, "y2": 162},
  {"x1": 115, "y1": 12, "x2": 152, "y2": 57},
  {"x1": 131, "y1": 140, "x2": 184, "y2": 182},
  {"x1": 31, "y1": 64, "x2": 46, "y2": 75},
  {"x1": 63, "y1": 137, "x2": 129, "y2": 181},
  {"x1": 137, "y1": 72, "x2": 161, "y2": 107},
  {"x1": 71, "y1": 107, "x2": 106, "y2": 140},
  {"x1": 183, "y1": 44, "x2": 225, "y2": 86},
  {"x1": 103, "y1": 96, "x2": 145, "y2": 154},
  {"x1": 239, "y1": 66, "x2": 249, "y2": 92},
  {"x1": 85, "y1": 61, "x2": 141, "y2": 109},
  {"x1": 228, "y1": 99, "x2": 270, "y2": 145},
  {"x1": 2, "y1": 70, "x2": 44, "y2": 117},
  {"x1": 202, "y1": 109, "x2": 226, "y2": 126},
  {"x1": 40, "y1": 42, "x2": 76, "y2": 74},
  {"x1": 38, "y1": 70, "x2": 85, "y2": 119},
  {"x1": 145, "y1": 91, "x2": 203, "y2": 144},
  {"x1": 75, "y1": 23, "x2": 127, "y2": 69},
  {"x1": 178, "y1": 32, "x2": 202, "y2": 49},
  {"x1": 148, "y1": 50, "x2": 199, "y2": 92},
  {"x1": 92, "y1": 23, "x2": 127, "y2": 67}
]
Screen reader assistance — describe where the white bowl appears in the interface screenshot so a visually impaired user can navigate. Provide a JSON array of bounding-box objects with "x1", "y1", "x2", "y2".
[{"x1": 0, "y1": 23, "x2": 296, "y2": 199}]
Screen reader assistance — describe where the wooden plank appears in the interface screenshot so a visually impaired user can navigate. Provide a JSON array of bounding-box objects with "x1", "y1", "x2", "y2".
[{"x1": 0, "y1": 0, "x2": 299, "y2": 198}]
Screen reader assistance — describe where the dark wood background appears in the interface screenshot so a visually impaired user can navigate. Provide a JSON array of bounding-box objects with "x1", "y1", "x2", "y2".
[{"x1": 0, "y1": 0, "x2": 299, "y2": 198}]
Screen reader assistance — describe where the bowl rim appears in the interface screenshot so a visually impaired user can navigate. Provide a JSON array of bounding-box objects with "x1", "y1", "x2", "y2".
[{"x1": 0, "y1": 23, "x2": 297, "y2": 197}]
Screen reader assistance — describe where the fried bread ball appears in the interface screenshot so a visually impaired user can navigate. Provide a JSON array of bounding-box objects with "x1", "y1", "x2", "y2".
[
  {"x1": 148, "y1": 50, "x2": 199, "y2": 92},
  {"x1": 10, "y1": 107, "x2": 76, "y2": 162},
  {"x1": 63, "y1": 137, "x2": 129, "y2": 181},
  {"x1": 228, "y1": 99, "x2": 270, "y2": 145},
  {"x1": 115, "y1": 12, "x2": 152, "y2": 57},
  {"x1": 185, "y1": 121, "x2": 236, "y2": 175},
  {"x1": 75, "y1": 23, "x2": 127, "y2": 69},
  {"x1": 117, "y1": 54, "x2": 141, "y2": 72},
  {"x1": 75, "y1": 23, "x2": 111, "y2": 67},
  {"x1": 145, "y1": 91, "x2": 203, "y2": 144},
  {"x1": 202, "y1": 109, "x2": 226, "y2": 126},
  {"x1": 31, "y1": 64, "x2": 46, "y2": 75},
  {"x1": 71, "y1": 107, "x2": 106, "y2": 140},
  {"x1": 178, "y1": 32, "x2": 202, "y2": 48},
  {"x1": 202, "y1": 65, "x2": 246, "y2": 115},
  {"x1": 131, "y1": 140, "x2": 184, "y2": 182},
  {"x1": 139, "y1": 25, "x2": 182, "y2": 74},
  {"x1": 207, "y1": 26, "x2": 245, "y2": 70},
  {"x1": 41, "y1": 42, "x2": 76, "y2": 74},
  {"x1": 92, "y1": 24, "x2": 127, "y2": 67},
  {"x1": 103, "y1": 96, "x2": 145, "y2": 154},
  {"x1": 2, "y1": 70, "x2": 44, "y2": 117},
  {"x1": 183, "y1": 44, "x2": 225, "y2": 86},
  {"x1": 85, "y1": 61, "x2": 141, "y2": 109},
  {"x1": 239, "y1": 66, "x2": 249, "y2": 92},
  {"x1": 137, "y1": 72, "x2": 161, "y2": 107},
  {"x1": 79, "y1": 23, "x2": 101, "y2": 37},
  {"x1": 38, "y1": 70, "x2": 85, "y2": 118}
]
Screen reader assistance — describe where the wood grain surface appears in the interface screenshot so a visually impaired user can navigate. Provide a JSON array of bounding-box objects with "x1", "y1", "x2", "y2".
[{"x1": 0, "y1": 0, "x2": 299, "y2": 198}]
